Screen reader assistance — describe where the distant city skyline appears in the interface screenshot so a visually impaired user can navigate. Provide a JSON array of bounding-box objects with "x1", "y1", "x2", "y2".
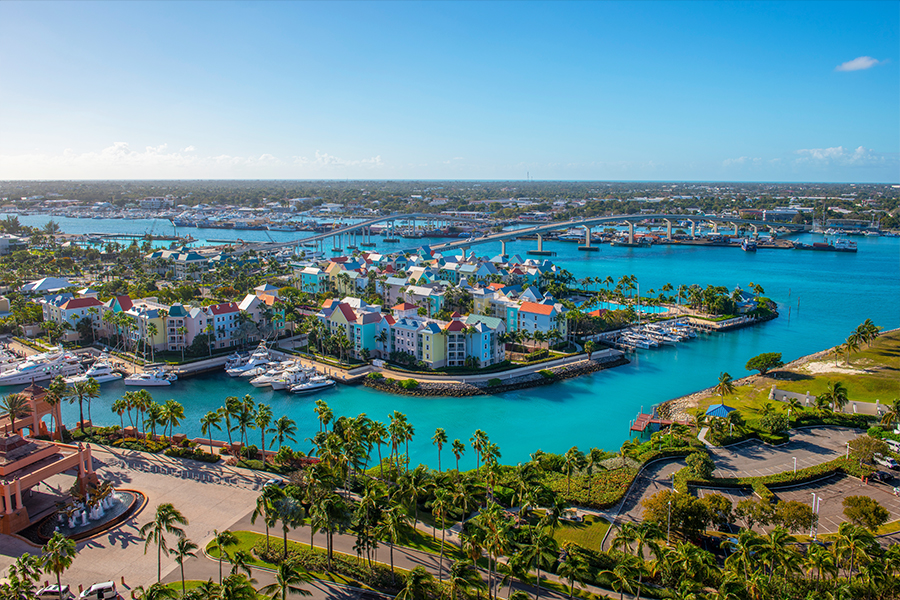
[{"x1": 1, "y1": 1, "x2": 897, "y2": 182}]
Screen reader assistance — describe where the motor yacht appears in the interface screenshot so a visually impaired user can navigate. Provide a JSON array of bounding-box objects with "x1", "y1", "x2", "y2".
[
  {"x1": 0, "y1": 350, "x2": 82, "y2": 386},
  {"x1": 270, "y1": 366, "x2": 316, "y2": 391},
  {"x1": 289, "y1": 375, "x2": 335, "y2": 395},
  {"x1": 225, "y1": 343, "x2": 270, "y2": 376},
  {"x1": 65, "y1": 357, "x2": 122, "y2": 384},
  {"x1": 123, "y1": 369, "x2": 177, "y2": 387}
]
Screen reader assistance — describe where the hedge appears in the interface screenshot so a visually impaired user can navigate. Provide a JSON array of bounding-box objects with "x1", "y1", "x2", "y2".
[
  {"x1": 674, "y1": 456, "x2": 876, "y2": 502},
  {"x1": 164, "y1": 446, "x2": 220, "y2": 463}
]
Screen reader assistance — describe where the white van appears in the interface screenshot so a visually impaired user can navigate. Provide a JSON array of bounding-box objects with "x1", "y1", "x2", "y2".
[
  {"x1": 885, "y1": 439, "x2": 900, "y2": 453},
  {"x1": 37, "y1": 585, "x2": 74, "y2": 600},
  {"x1": 79, "y1": 582, "x2": 117, "y2": 600}
]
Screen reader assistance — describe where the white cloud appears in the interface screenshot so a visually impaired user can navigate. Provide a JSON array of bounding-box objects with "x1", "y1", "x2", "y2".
[
  {"x1": 0, "y1": 142, "x2": 386, "y2": 179},
  {"x1": 793, "y1": 145, "x2": 898, "y2": 170},
  {"x1": 835, "y1": 56, "x2": 881, "y2": 72},
  {"x1": 722, "y1": 156, "x2": 762, "y2": 167}
]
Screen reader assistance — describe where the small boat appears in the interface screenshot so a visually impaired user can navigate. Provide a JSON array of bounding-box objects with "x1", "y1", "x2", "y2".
[
  {"x1": 124, "y1": 369, "x2": 177, "y2": 387},
  {"x1": 741, "y1": 238, "x2": 757, "y2": 252},
  {"x1": 64, "y1": 358, "x2": 122, "y2": 384},
  {"x1": 290, "y1": 375, "x2": 335, "y2": 395}
]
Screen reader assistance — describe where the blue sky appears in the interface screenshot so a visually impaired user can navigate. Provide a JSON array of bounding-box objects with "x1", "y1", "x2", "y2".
[{"x1": 1, "y1": 1, "x2": 897, "y2": 182}]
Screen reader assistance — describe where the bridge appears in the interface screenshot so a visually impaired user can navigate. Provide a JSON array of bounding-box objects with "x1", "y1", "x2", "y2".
[
  {"x1": 235, "y1": 212, "x2": 496, "y2": 255},
  {"x1": 407, "y1": 213, "x2": 806, "y2": 256},
  {"x1": 234, "y1": 212, "x2": 805, "y2": 257}
]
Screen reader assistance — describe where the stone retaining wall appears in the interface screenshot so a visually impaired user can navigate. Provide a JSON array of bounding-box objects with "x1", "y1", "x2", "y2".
[{"x1": 363, "y1": 354, "x2": 629, "y2": 397}]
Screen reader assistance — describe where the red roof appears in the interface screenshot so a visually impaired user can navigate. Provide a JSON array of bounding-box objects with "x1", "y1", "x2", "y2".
[
  {"x1": 322, "y1": 298, "x2": 338, "y2": 309},
  {"x1": 520, "y1": 302, "x2": 554, "y2": 316},
  {"x1": 450, "y1": 311, "x2": 461, "y2": 318},
  {"x1": 444, "y1": 320, "x2": 466, "y2": 332},
  {"x1": 586, "y1": 309, "x2": 608, "y2": 318},
  {"x1": 488, "y1": 283, "x2": 505, "y2": 291},
  {"x1": 115, "y1": 295, "x2": 133, "y2": 311},
  {"x1": 392, "y1": 302, "x2": 417, "y2": 311},
  {"x1": 62, "y1": 297, "x2": 103, "y2": 310},
  {"x1": 337, "y1": 303, "x2": 356, "y2": 322},
  {"x1": 383, "y1": 315, "x2": 396, "y2": 325},
  {"x1": 209, "y1": 302, "x2": 239, "y2": 315}
]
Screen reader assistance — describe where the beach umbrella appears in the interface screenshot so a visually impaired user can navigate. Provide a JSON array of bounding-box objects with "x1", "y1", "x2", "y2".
[{"x1": 705, "y1": 403, "x2": 736, "y2": 418}]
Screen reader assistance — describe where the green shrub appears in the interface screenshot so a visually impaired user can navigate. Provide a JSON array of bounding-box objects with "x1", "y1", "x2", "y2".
[
  {"x1": 366, "y1": 372, "x2": 384, "y2": 380},
  {"x1": 399, "y1": 378, "x2": 419, "y2": 390},
  {"x1": 164, "y1": 447, "x2": 220, "y2": 463},
  {"x1": 487, "y1": 378, "x2": 502, "y2": 387},
  {"x1": 867, "y1": 426, "x2": 884, "y2": 439},
  {"x1": 538, "y1": 369, "x2": 555, "y2": 379}
]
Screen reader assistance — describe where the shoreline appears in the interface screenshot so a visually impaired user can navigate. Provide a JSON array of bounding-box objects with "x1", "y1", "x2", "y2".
[
  {"x1": 364, "y1": 354, "x2": 630, "y2": 396},
  {"x1": 656, "y1": 327, "x2": 900, "y2": 421}
]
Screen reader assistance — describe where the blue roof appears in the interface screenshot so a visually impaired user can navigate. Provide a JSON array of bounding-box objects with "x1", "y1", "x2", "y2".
[{"x1": 706, "y1": 403, "x2": 736, "y2": 418}]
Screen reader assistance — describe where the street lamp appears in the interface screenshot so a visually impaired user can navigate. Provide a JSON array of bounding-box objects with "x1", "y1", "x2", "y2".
[
  {"x1": 667, "y1": 498, "x2": 672, "y2": 545},
  {"x1": 793, "y1": 457, "x2": 797, "y2": 474},
  {"x1": 810, "y1": 493, "x2": 817, "y2": 537}
]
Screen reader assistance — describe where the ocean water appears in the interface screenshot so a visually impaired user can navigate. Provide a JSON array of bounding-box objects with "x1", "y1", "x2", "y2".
[{"x1": 7, "y1": 214, "x2": 900, "y2": 468}]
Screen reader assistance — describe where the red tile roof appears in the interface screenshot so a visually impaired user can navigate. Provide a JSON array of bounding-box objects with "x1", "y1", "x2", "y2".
[
  {"x1": 444, "y1": 320, "x2": 466, "y2": 332},
  {"x1": 115, "y1": 295, "x2": 134, "y2": 311},
  {"x1": 322, "y1": 298, "x2": 338, "y2": 309},
  {"x1": 209, "y1": 302, "x2": 239, "y2": 315},
  {"x1": 392, "y1": 302, "x2": 417, "y2": 310},
  {"x1": 61, "y1": 297, "x2": 103, "y2": 310},
  {"x1": 488, "y1": 283, "x2": 505, "y2": 291},
  {"x1": 337, "y1": 303, "x2": 356, "y2": 322},
  {"x1": 586, "y1": 309, "x2": 608, "y2": 318},
  {"x1": 383, "y1": 315, "x2": 396, "y2": 325},
  {"x1": 520, "y1": 302, "x2": 554, "y2": 316}
]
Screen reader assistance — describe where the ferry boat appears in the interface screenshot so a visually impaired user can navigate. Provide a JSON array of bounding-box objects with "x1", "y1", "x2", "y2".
[
  {"x1": 833, "y1": 238, "x2": 858, "y2": 252},
  {"x1": 0, "y1": 350, "x2": 82, "y2": 386},
  {"x1": 290, "y1": 375, "x2": 335, "y2": 395},
  {"x1": 64, "y1": 357, "x2": 122, "y2": 384},
  {"x1": 741, "y1": 238, "x2": 757, "y2": 252},
  {"x1": 124, "y1": 369, "x2": 177, "y2": 387}
]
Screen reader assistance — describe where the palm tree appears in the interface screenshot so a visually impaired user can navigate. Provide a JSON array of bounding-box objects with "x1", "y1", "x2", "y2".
[
  {"x1": 41, "y1": 532, "x2": 77, "y2": 600},
  {"x1": 219, "y1": 397, "x2": 239, "y2": 447},
  {"x1": 880, "y1": 398, "x2": 900, "y2": 428},
  {"x1": 45, "y1": 376, "x2": 69, "y2": 440},
  {"x1": 255, "y1": 403, "x2": 273, "y2": 463},
  {"x1": 470, "y1": 429, "x2": 488, "y2": 472},
  {"x1": 271, "y1": 416, "x2": 298, "y2": 450},
  {"x1": 252, "y1": 486, "x2": 284, "y2": 555},
  {"x1": 276, "y1": 497, "x2": 306, "y2": 562},
  {"x1": 557, "y1": 547, "x2": 590, "y2": 599},
  {"x1": 804, "y1": 542, "x2": 837, "y2": 590},
  {"x1": 447, "y1": 560, "x2": 482, "y2": 600},
  {"x1": 820, "y1": 380, "x2": 850, "y2": 413},
  {"x1": 452, "y1": 439, "x2": 465, "y2": 478},
  {"x1": 432, "y1": 427, "x2": 448, "y2": 472},
  {"x1": 378, "y1": 504, "x2": 409, "y2": 585},
  {"x1": 68, "y1": 377, "x2": 100, "y2": 433},
  {"x1": 258, "y1": 560, "x2": 313, "y2": 600},
  {"x1": 314, "y1": 399, "x2": 333, "y2": 432},
  {"x1": 834, "y1": 521, "x2": 876, "y2": 583},
  {"x1": 140, "y1": 503, "x2": 188, "y2": 582},
  {"x1": 431, "y1": 487, "x2": 452, "y2": 581},
  {"x1": 714, "y1": 372, "x2": 735, "y2": 398},
  {"x1": 843, "y1": 334, "x2": 861, "y2": 365},
  {"x1": 161, "y1": 399, "x2": 185, "y2": 439},
  {"x1": 212, "y1": 529, "x2": 239, "y2": 584},
  {"x1": 563, "y1": 446, "x2": 585, "y2": 495},
  {"x1": 173, "y1": 537, "x2": 198, "y2": 596},
  {"x1": 146, "y1": 322, "x2": 158, "y2": 361},
  {"x1": 518, "y1": 529, "x2": 558, "y2": 600},
  {"x1": 1, "y1": 392, "x2": 31, "y2": 435},
  {"x1": 369, "y1": 420, "x2": 388, "y2": 477},
  {"x1": 176, "y1": 326, "x2": 188, "y2": 361},
  {"x1": 201, "y1": 410, "x2": 222, "y2": 455},
  {"x1": 600, "y1": 558, "x2": 640, "y2": 600}
]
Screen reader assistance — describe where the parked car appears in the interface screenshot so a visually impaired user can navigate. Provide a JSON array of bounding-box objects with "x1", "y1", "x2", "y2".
[
  {"x1": 264, "y1": 478, "x2": 286, "y2": 489},
  {"x1": 79, "y1": 582, "x2": 117, "y2": 600},
  {"x1": 874, "y1": 453, "x2": 900, "y2": 471},
  {"x1": 884, "y1": 439, "x2": 900, "y2": 453},
  {"x1": 872, "y1": 470, "x2": 895, "y2": 483},
  {"x1": 37, "y1": 586, "x2": 74, "y2": 600}
]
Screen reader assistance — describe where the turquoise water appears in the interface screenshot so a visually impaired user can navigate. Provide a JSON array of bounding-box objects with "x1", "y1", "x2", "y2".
[{"x1": 8, "y1": 214, "x2": 900, "y2": 468}]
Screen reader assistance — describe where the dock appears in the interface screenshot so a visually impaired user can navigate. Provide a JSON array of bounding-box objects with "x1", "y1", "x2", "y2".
[{"x1": 630, "y1": 412, "x2": 692, "y2": 433}]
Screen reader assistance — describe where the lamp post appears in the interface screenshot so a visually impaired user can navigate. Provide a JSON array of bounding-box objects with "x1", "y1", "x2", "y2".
[
  {"x1": 667, "y1": 498, "x2": 672, "y2": 545},
  {"x1": 810, "y1": 493, "x2": 817, "y2": 537},
  {"x1": 793, "y1": 457, "x2": 797, "y2": 474}
]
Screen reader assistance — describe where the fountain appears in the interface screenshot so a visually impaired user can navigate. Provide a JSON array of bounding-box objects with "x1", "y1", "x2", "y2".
[{"x1": 41, "y1": 481, "x2": 143, "y2": 542}]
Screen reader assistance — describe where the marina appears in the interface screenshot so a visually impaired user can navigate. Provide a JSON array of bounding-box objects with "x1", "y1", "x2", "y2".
[{"x1": 0, "y1": 212, "x2": 887, "y2": 468}]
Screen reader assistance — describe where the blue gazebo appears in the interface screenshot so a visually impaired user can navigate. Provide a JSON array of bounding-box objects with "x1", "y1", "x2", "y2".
[{"x1": 706, "y1": 403, "x2": 736, "y2": 418}]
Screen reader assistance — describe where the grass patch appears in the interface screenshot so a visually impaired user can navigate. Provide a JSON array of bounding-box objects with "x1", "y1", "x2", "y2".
[
  {"x1": 552, "y1": 515, "x2": 611, "y2": 553},
  {"x1": 205, "y1": 531, "x2": 361, "y2": 588}
]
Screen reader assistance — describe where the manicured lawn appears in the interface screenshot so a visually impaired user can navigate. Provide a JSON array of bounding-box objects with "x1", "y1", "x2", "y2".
[
  {"x1": 205, "y1": 530, "x2": 364, "y2": 588},
  {"x1": 552, "y1": 515, "x2": 611, "y2": 553},
  {"x1": 697, "y1": 330, "x2": 900, "y2": 414}
]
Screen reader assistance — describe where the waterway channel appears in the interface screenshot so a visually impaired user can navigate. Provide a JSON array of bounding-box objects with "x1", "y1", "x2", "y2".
[{"x1": 7, "y1": 213, "x2": 900, "y2": 468}]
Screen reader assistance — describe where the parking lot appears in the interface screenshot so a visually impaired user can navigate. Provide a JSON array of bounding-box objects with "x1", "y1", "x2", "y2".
[
  {"x1": 696, "y1": 473, "x2": 900, "y2": 535},
  {"x1": 710, "y1": 427, "x2": 860, "y2": 478}
]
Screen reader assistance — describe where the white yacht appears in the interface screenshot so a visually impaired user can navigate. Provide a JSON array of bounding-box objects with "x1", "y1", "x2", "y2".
[
  {"x1": 124, "y1": 369, "x2": 177, "y2": 387},
  {"x1": 290, "y1": 375, "x2": 335, "y2": 395},
  {"x1": 271, "y1": 365, "x2": 317, "y2": 390},
  {"x1": 225, "y1": 343, "x2": 270, "y2": 377},
  {"x1": 0, "y1": 351, "x2": 82, "y2": 386},
  {"x1": 64, "y1": 358, "x2": 122, "y2": 384}
]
